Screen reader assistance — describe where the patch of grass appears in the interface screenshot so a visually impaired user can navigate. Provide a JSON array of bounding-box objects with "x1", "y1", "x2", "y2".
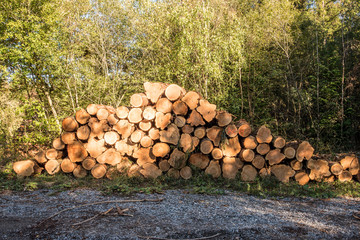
[{"x1": 1, "y1": 164, "x2": 360, "y2": 198}]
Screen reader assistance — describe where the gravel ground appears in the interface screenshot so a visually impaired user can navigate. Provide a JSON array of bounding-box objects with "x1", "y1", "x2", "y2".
[{"x1": 0, "y1": 189, "x2": 359, "y2": 240}]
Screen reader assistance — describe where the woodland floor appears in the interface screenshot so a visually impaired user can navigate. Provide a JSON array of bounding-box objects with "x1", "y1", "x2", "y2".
[{"x1": 0, "y1": 189, "x2": 359, "y2": 240}]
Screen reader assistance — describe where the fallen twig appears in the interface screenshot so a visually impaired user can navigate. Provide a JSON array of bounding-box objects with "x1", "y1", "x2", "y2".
[
  {"x1": 37, "y1": 198, "x2": 163, "y2": 226},
  {"x1": 138, "y1": 232, "x2": 221, "y2": 240},
  {"x1": 72, "y1": 207, "x2": 113, "y2": 226}
]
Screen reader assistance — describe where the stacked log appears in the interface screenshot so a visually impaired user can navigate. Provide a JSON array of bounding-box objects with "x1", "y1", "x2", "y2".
[{"x1": 13, "y1": 82, "x2": 360, "y2": 185}]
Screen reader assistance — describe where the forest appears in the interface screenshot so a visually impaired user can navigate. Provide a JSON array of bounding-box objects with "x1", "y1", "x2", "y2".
[{"x1": 1, "y1": 0, "x2": 359, "y2": 155}]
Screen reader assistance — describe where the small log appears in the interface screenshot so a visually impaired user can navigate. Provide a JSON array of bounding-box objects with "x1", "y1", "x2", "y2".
[
  {"x1": 265, "y1": 149, "x2": 285, "y2": 165},
  {"x1": 140, "y1": 136, "x2": 154, "y2": 148},
  {"x1": 225, "y1": 124, "x2": 238, "y2": 138},
  {"x1": 192, "y1": 136, "x2": 200, "y2": 148},
  {"x1": 237, "y1": 120, "x2": 252, "y2": 138},
  {"x1": 152, "y1": 142, "x2": 170, "y2": 157},
  {"x1": 96, "y1": 108, "x2": 109, "y2": 121},
  {"x1": 256, "y1": 143, "x2": 270, "y2": 155},
  {"x1": 340, "y1": 155, "x2": 358, "y2": 170},
  {"x1": 296, "y1": 141, "x2": 314, "y2": 162},
  {"x1": 86, "y1": 104, "x2": 99, "y2": 115},
  {"x1": 259, "y1": 168, "x2": 271, "y2": 178},
  {"x1": 252, "y1": 155, "x2": 265, "y2": 169},
  {"x1": 140, "y1": 163, "x2": 162, "y2": 179},
  {"x1": 182, "y1": 91, "x2": 200, "y2": 110},
  {"x1": 115, "y1": 106, "x2": 129, "y2": 119},
  {"x1": 283, "y1": 147, "x2": 296, "y2": 159},
  {"x1": 239, "y1": 149, "x2": 255, "y2": 162},
  {"x1": 46, "y1": 149, "x2": 58, "y2": 160},
  {"x1": 60, "y1": 158, "x2": 76, "y2": 173},
  {"x1": 200, "y1": 139, "x2": 214, "y2": 155},
  {"x1": 180, "y1": 166, "x2": 192, "y2": 180},
  {"x1": 182, "y1": 124, "x2": 194, "y2": 134},
  {"x1": 216, "y1": 111, "x2": 232, "y2": 127},
  {"x1": 104, "y1": 131, "x2": 120, "y2": 145},
  {"x1": 174, "y1": 116, "x2": 186, "y2": 128},
  {"x1": 295, "y1": 172, "x2": 310, "y2": 185},
  {"x1": 307, "y1": 159, "x2": 331, "y2": 181},
  {"x1": 290, "y1": 160, "x2": 303, "y2": 171},
  {"x1": 349, "y1": 157, "x2": 359, "y2": 175},
  {"x1": 187, "y1": 110, "x2": 205, "y2": 126},
  {"x1": 148, "y1": 128, "x2": 160, "y2": 140},
  {"x1": 168, "y1": 149, "x2": 187, "y2": 169},
  {"x1": 45, "y1": 159, "x2": 61, "y2": 175},
  {"x1": 155, "y1": 112, "x2": 172, "y2": 130},
  {"x1": 338, "y1": 170, "x2": 352, "y2": 182},
  {"x1": 113, "y1": 120, "x2": 135, "y2": 139},
  {"x1": 52, "y1": 138, "x2": 65, "y2": 151},
  {"x1": 127, "y1": 164, "x2": 142, "y2": 178},
  {"x1": 91, "y1": 164, "x2": 107, "y2": 178},
  {"x1": 256, "y1": 125, "x2": 272, "y2": 144},
  {"x1": 13, "y1": 160, "x2": 34, "y2": 177},
  {"x1": 130, "y1": 93, "x2": 148, "y2": 107},
  {"x1": 271, "y1": 164, "x2": 295, "y2": 183},
  {"x1": 61, "y1": 131, "x2": 77, "y2": 145},
  {"x1": 194, "y1": 127, "x2": 206, "y2": 139},
  {"x1": 206, "y1": 126, "x2": 223, "y2": 146},
  {"x1": 34, "y1": 150, "x2": 47, "y2": 164},
  {"x1": 329, "y1": 162, "x2": 343, "y2": 176},
  {"x1": 130, "y1": 130, "x2": 145, "y2": 144},
  {"x1": 241, "y1": 136, "x2": 257, "y2": 150},
  {"x1": 116, "y1": 157, "x2": 133, "y2": 174},
  {"x1": 211, "y1": 148, "x2": 223, "y2": 160},
  {"x1": 144, "y1": 82, "x2": 167, "y2": 103},
  {"x1": 167, "y1": 168, "x2": 180, "y2": 179},
  {"x1": 173, "y1": 100, "x2": 188, "y2": 116},
  {"x1": 222, "y1": 137, "x2": 241, "y2": 157},
  {"x1": 156, "y1": 98, "x2": 173, "y2": 113},
  {"x1": 205, "y1": 160, "x2": 221, "y2": 178},
  {"x1": 88, "y1": 119, "x2": 106, "y2": 139},
  {"x1": 107, "y1": 113, "x2": 119, "y2": 125},
  {"x1": 189, "y1": 153, "x2": 209, "y2": 169},
  {"x1": 160, "y1": 124, "x2": 180, "y2": 145},
  {"x1": 62, "y1": 117, "x2": 79, "y2": 132},
  {"x1": 67, "y1": 142, "x2": 88, "y2": 162},
  {"x1": 75, "y1": 109, "x2": 91, "y2": 125},
  {"x1": 196, "y1": 99, "x2": 216, "y2": 122},
  {"x1": 76, "y1": 125, "x2": 91, "y2": 141},
  {"x1": 136, "y1": 147, "x2": 156, "y2": 167},
  {"x1": 85, "y1": 138, "x2": 106, "y2": 158},
  {"x1": 323, "y1": 175, "x2": 335, "y2": 183},
  {"x1": 82, "y1": 157, "x2": 96, "y2": 170},
  {"x1": 159, "y1": 160, "x2": 170, "y2": 172},
  {"x1": 241, "y1": 165, "x2": 258, "y2": 181},
  {"x1": 165, "y1": 84, "x2": 183, "y2": 101},
  {"x1": 143, "y1": 106, "x2": 156, "y2": 121},
  {"x1": 128, "y1": 108, "x2": 143, "y2": 123},
  {"x1": 179, "y1": 133, "x2": 194, "y2": 153},
  {"x1": 272, "y1": 136, "x2": 286, "y2": 149}
]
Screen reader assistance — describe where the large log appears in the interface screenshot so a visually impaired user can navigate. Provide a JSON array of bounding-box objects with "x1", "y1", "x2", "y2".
[
  {"x1": 97, "y1": 148, "x2": 122, "y2": 166},
  {"x1": 168, "y1": 149, "x2": 187, "y2": 169},
  {"x1": 237, "y1": 120, "x2": 252, "y2": 138},
  {"x1": 196, "y1": 100, "x2": 216, "y2": 122},
  {"x1": 13, "y1": 160, "x2": 35, "y2": 177},
  {"x1": 205, "y1": 160, "x2": 221, "y2": 178},
  {"x1": 82, "y1": 157, "x2": 97, "y2": 170},
  {"x1": 216, "y1": 111, "x2": 232, "y2": 127},
  {"x1": 160, "y1": 124, "x2": 180, "y2": 145},
  {"x1": 67, "y1": 142, "x2": 88, "y2": 163},
  {"x1": 239, "y1": 149, "x2": 255, "y2": 162},
  {"x1": 140, "y1": 163, "x2": 162, "y2": 179},
  {"x1": 182, "y1": 91, "x2": 200, "y2": 110},
  {"x1": 104, "y1": 131, "x2": 120, "y2": 145},
  {"x1": 136, "y1": 147, "x2": 156, "y2": 167},
  {"x1": 179, "y1": 133, "x2": 194, "y2": 153},
  {"x1": 241, "y1": 165, "x2": 257, "y2": 181},
  {"x1": 144, "y1": 82, "x2": 167, "y2": 103},
  {"x1": 107, "y1": 113, "x2": 119, "y2": 125},
  {"x1": 45, "y1": 148, "x2": 59, "y2": 160},
  {"x1": 96, "y1": 108, "x2": 109, "y2": 121},
  {"x1": 256, "y1": 125, "x2": 272, "y2": 144},
  {"x1": 182, "y1": 124, "x2": 194, "y2": 134},
  {"x1": 148, "y1": 128, "x2": 160, "y2": 140},
  {"x1": 340, "y1": 155, "x2": 359, "y2": 175},
  {"x1": 75, "y1": 108, "x2": 91, "y2": 125},
  {"x1": 271, "y1": 164, "x2": 295, "y2": 183},
  {"x1": 307, "y1": 159, "x2": 331, "y2": 181},
  {"x1": 116, "y1": 157, "x2": 133, "y2": 174},
  {"x1": 187, "y1": 110, "x2": 205, "y2": 126},
  {"x1": 86, "y1": 104, "x2": 99, "y2": 115},
  {"x1": 167, "y1": 168, "x2": 180, "y2": 179},
  {"x1": 91, "y1": 164, "x2": 107, "y2": 178},
  {"x1": 295, "y1": 172, "x2": 310, "y2": 185},
  {"x1": 143, "y1": 106, "x2": 156, "y2": 121},
  {"x1": 329, "y1": 162, "x2": 343, "y2": 176},
  {"x1": 73, "y1": 165, "x2": 88, "y2": 178},
  {"x1": 156, "y1": 98, "x2": 173, "y2": 113},
  {"x1": 130, "y1": 93, "x2": 148, "y2": 107},
  {"x1": 338, "y1": 170, "x2": 352, "y2": 182},
  {"x1": 221, "y1": 137, "x2": 241, "y2": 157},
  {"x1": 62, "y1": 117, "x2": 79, "y2": 132},
  {"x1": 45, "y1": 159, "x2": 61, "y2": 175},
  {"x1": 128, "y1": 108, "x2": 143, "y2": 123},
  {"x1": 252, "y1": 155, "x2": 265, "y2": 169},
  {"x1": 296, "y1": 141, "x2": 314, "y2": 162},
  {"x1": 76, "y1": 125, "x2": 91, "y2": 141},
  {"x1": 165, "y1": 84, "x2": 183, "y2": 101},
  {"x1": 200, "y1": 139, "x2": 214, "y2": 155},
  {"x1": 256, "y1": 143, "x2": 270, "y2": 155},
  {"x1": 60, "y1": 158, "x2": 76, "y2": 173},
  {"x1": 88, "y1": 119, "x2": 107, "y2": 139},
  {"x1": 265, "y1": 149, "x2": 285, "y2": 165},
  {"x1": 180, "y1": 166, "x2": 192, "y2": 180},
  {"x1": 206, "y1": 126, "x2": 223, "y2": 147},
  {"x1": 85, "y1": 138, "x2": 106, "y2": 158},
  {"x1": 189, "y1": 153, "x2": 210, "y2": 169},
  {"x1": 155, "y1": 112, "x2": 172, "y2": 130},
  {"x1": 113, "y1": 120, "x2": 135, "y2": 139},
  {"x1": 34, "y1": 150, "x2": 47, "y2": 164},
  {"x1": 115, "y1": 106, "x2": 129, "y2": 119},
  {"x1": 152, "y1": 142, "x2": 170, "y2": 157},
  {"x1": 241, "y1": 136, "x2": 257, "y2": 150},
  {"x1": 159, "y1": 160, "x2": 171, "y2": 172},
  {"x1": 173, "y1": 100, "x2": 188, "y2": 116},
  {"x1": 127, "y1": 164, "x2": 142, "y2": 177},
  {"x1": 222, "y1": 157, "x2": 242, "y2": 179}
]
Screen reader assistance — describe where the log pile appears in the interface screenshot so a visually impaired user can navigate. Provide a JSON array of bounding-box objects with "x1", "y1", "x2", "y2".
[{"x1": 13, "y1": 82, "x2": 360, "y2": 184}]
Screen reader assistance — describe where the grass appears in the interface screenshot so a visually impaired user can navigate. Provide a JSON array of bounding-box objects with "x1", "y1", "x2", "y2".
[{"x1": 1, "y1": 167, "x2": 360, "y2": 199}]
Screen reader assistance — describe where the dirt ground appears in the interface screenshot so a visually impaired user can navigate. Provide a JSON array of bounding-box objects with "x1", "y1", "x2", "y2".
[{"x1": 0, "y1": 189, "x2": 359, "y2": 240}]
